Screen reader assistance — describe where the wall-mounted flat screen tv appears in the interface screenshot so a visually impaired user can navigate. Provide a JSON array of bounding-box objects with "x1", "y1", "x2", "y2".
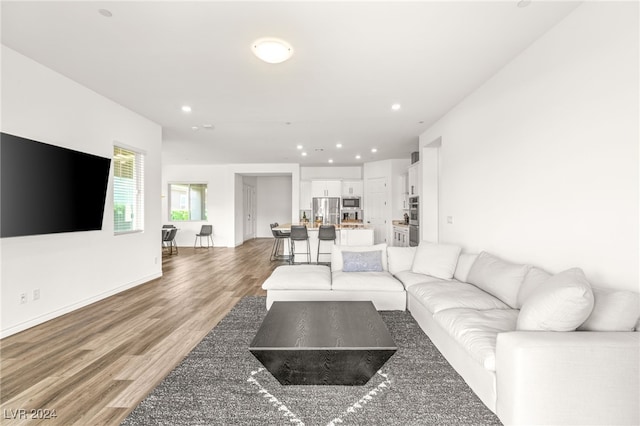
[{"x1": 1, "y1": 132, "x2": 111, "y2": 238}]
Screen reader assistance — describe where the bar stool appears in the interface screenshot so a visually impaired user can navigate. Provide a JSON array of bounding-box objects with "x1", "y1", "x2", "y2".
[
  {"x1": 317, "y1": 224, "x2": 336, "y2": 264},
  {"x1": 289, "y1": 225, "x2": 311, "y2": 264},
  {"x1": 270, "y1": 223, "x2": 290, "y2": 261}
]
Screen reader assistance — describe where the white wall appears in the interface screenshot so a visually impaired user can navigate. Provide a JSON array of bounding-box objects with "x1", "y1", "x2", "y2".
[
  {"x1": 1, "y1": 46, "x2": 163, "y2": 337},
  {"x1": 162, "y1": 164, "x2": 299, "y2": 247},
  {"x1": 301, "y1": 166, "x2": 362, "y2": 180},
  {"x1": 418, "y1": 2, "x2": 639, "y2": 291},
  {"x1": 257, "y1": 176, "x2": 292, "y2": 238}
]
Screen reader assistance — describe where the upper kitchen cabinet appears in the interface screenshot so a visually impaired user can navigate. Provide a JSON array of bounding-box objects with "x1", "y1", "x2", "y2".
[
  {"x1": 300, "y1": 180, "x2": 312, "y2": 209},
  {"x1": 408, "y1": 162, "x2": 421, "y2": 196},
  {"x1": 342, "y1": 180, "x2": 363, "y2": 197},
  {"x1": 311, "y1": 180, "x2": 342, "y2": 198}
]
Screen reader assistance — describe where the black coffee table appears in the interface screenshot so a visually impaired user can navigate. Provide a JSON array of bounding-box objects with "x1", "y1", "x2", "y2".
[{"x1": 249, "y1": 301, "x2": 397, "y2": 385}]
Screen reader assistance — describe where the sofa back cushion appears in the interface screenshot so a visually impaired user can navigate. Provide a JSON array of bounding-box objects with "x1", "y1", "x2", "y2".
[
  {"x1": 517, "y1": 268, "x2": 594, "y2": 331},
  {"x1": 577, "y1": 287, "x2": 640, "y2": 331},
  {"x1": 387, "y1": 246, "x2": 417, "y2": 275},
  {"x1": 411, "y1": 241, "x2": 462, "y2": 280},
  {"x1": 516, "y1": 266, "x2": 552, "y2": 308},
  {"x1": 453, "y1": 253, "x2": 478, "y2": 283},
  {"x1": 331, "y1": 243, "x2": 388, "y2": 272},
  {"x1": 466, "y1": 251, "x2": 530, "y2": 308}
]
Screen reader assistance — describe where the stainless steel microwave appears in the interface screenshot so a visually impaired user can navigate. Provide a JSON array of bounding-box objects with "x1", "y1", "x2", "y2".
[{"x1": 342, "y1": 197, "x2": 361, "y2": 209}]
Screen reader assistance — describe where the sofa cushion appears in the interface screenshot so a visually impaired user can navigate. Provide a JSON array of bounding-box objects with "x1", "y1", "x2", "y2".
[
  {"x1": 262, "y1": 265, "x2": 331, "y2": 290},
  {"x1": 408, "y1": 281, "x2": 510, "y2": 314},
  {"x1": 517, "y1": 268, "x2": 594, "y2": 331},
  {"x1": 342, "y1": 250, "x2": 384, "y2": 272},
  {"x1": 411, "y1": 241, "x2": 462, "y2": 280},
  {"x1": 331, "y1": 270, "x2": 405, "y2": 292},
  {"x1": 453, "y1": 253, "x2": 478, "y2": 283},
  {"x1": 516, "y1": 266, "x2": 552, "y2": 309},
  {"x1": 387, "y1": 246, "x2": 417, "y2": 275},
  {"x1": 394, "y1": 270, "x2": 443, "y2": 290},
  {"x1": 466, "y1": 251, "x2": 530, "y2": 309},
  {"x1": 331, "y1": 244, "x2": 388, "y2": 272},
  {"x1": 433, "y1": 308, "x2": 519, "y2": 371},
  {"x1": 577, "y1": 287, "x2": 640, "y2": 331}
]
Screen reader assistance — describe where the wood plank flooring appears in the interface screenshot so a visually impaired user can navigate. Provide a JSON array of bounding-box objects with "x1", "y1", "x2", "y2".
[{"x1": 0, "y1": 238, "x2": 286, "y2": 425}]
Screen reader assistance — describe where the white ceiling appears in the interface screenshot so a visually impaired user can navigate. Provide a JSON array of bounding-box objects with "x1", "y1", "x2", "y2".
[{"x1": 1, "y1": 1, "x2": 580, "y2": 166}]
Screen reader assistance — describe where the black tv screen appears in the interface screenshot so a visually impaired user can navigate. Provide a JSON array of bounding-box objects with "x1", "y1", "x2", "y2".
[{"x1": 1, "y1": 132, "x2": 111, "y2": 238}]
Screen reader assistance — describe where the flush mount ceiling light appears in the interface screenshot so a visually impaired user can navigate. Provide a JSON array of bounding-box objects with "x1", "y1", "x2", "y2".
[
  {"x1": 336, "y1": 143, "x2": 343, "y2": 148},
  {"x1": 252, "y1": 38, "x2": 293, "y2": 64},
  {"x1": 371, "y1": 148, "x2": 378, "y2": 153},
  {"x1": 355, "y1": 155, "x2": 361, "y2": 160},
  {"x1": 181, "y1": 105, "x2": 192, "y2": 113},
  {"x1": 391, "y1": 103, "x2": 401, "y2": 111}
]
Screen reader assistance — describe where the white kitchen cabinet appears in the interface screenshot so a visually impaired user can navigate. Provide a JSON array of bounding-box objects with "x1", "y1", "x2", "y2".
[
  {"x1": 299, "y1": 180, "x2": 312, "y2": 210},
  {"x1": 311, "y1": 180, "x2": 342, "y2": 198},
  {"x1": 399, "y1": 173, "x2": 409, "y2": 209},
  {"x1": 342, "y1": 180, "x2": 363, "y2": 197},
  {"x1": 393, "y1": 225, "x2": 410, "y2": 247},
  {"x1": 408, "y1": 162, "x2": 421, "y2": 196},
  {"x1": 340, "y1": 228, "x2": 374, "y2": 246}
]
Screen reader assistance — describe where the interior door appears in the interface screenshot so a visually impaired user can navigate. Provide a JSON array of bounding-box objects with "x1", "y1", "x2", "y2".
[
  {"x1": 243, "y1": 184, "x2": 256, "y2": 241},
  {"x1": 366, "y1": 177, "x2": 387, "y2": 244}
]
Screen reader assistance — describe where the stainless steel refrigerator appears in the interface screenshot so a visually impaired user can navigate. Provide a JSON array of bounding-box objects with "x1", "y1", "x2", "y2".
[{"x1": 312, "y1": 197, "x2": 340, "y2": 225}]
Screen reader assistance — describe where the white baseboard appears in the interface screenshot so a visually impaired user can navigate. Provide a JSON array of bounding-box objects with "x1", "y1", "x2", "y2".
[{"x1": 0, "y1": 272, "x2": 163, "y2": 339}]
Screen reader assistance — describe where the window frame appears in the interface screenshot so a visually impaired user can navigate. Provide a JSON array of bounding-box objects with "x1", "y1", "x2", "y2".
[
  {"x1": 168, "y1": 182, "x2": 208, "y2": 222},
  {"x1": 113, "y1": 144, "x2": 145, "y2": 235}
]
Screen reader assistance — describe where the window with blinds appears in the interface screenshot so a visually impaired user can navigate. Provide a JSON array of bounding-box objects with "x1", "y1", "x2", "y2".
[
  {"x1": 169, "y1": 183, "x2": 208, "y2": 221},
  {"x1": 113, "y1": 146, "x2": 144, "y2": 234}
]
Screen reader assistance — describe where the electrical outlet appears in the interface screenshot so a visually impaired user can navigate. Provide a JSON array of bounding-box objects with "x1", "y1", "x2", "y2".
[
  {"x1": 154, "y1": 257, "x2": 158, "y2": 265},
  {"x1": 20, "y1": 293, "x2": 27, "y2": 304},
  {"x1": 33, "y1": 289, "x2": 40, "y2": 301}
]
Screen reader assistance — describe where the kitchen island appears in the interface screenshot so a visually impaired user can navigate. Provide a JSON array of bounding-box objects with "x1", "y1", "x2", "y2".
[{"x1": 274, "y1": 223, "x2": 374, "y2": 263}]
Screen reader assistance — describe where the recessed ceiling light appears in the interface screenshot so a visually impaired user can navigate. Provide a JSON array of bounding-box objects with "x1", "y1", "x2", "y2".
[
  {"x1": 203, "y1": 124, "x2": 214, "y2": 129},
  {"x1": 371, "y1": 148, "x2": 378, "y2": 153},
  {"x1": 181, "y1": 105, "x2": 192, "y2": 113},
  {"x1": 336, "y1": 143, "x2": 342, "y2": 148},
  {"x1": 297, "y1": 145, "x2": 303, "y2": 150},
  {"x1": 191, "y1": 126, "x2": 199, "y2": 131},
  {"x1": 301, "y1": 152, "x2": 307, "y2": 156},
  {"x1": 328, "y1": 159, "x2": 334, "y2": 163},
  {"x1": 98, "y1": 9, "x2": 112, "y2": 18},
  {"x1": 355, "y1": 155, "x2": 361, "y2": 160},
  {"x1": 252, "y1": 38, "x2": 294, "y2": 64},
  {"x1": 391, "y1": 103, "x2": 401, "y2": 111}
]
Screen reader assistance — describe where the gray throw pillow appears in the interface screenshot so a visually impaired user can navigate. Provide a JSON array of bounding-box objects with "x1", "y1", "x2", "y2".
[{"x1": 342, "y1": 251, "x2": 384, "y2": 272}]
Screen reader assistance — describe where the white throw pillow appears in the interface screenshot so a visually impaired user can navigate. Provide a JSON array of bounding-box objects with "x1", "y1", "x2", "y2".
[
  {"x1": 577, "y1": 287, "x2": 640, "y2": 331},
  {"x1": 517, "y1": 268, "x2": 594, "y2": 331},
  {"x1": 411, "y1": 241, "x2": 461, "y2": 280},
  {"x1": 331, "y1": 243, "x2": 387, "y2": 272},
  {"x1": 453, "y1": 253, "x2": 478, "y2": 283},
  {"x1": 466, "y1": 251, "x2": 530, "y2": 308},
  {"x1": 516, "y1": 266, "x2": 552, "y2": 309},
  {"x1": 387, "y1": 246, "x2": 417, "y2": 275}
]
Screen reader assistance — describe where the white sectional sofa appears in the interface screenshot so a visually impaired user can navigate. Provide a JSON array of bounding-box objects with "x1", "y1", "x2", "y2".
[{"x1": 261, "y1": 242, "x2": 640, "y2": 425}]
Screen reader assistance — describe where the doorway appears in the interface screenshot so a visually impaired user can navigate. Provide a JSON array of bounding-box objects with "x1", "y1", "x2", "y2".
[
  {"x1": 366, "y1": 177, "x2": 387, "y2": 244},
  {"x1": 243, "y1": 183, "x2": 256, "y2": 241}
]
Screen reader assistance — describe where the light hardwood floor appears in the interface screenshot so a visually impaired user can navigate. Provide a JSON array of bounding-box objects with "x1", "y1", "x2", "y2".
[{"x1": 0, "y1": 238, "x2": 286, "y2": 425}]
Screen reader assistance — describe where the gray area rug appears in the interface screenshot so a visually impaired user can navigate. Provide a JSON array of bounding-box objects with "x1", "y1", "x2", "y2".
[{"x1": 122, "y1": 296, "x2": 501, "y2": 425}]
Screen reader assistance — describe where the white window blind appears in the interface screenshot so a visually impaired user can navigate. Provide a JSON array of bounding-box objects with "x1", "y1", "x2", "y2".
[{"x1": 113, "y1": 146, "x2": 144, "y2": 234}]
